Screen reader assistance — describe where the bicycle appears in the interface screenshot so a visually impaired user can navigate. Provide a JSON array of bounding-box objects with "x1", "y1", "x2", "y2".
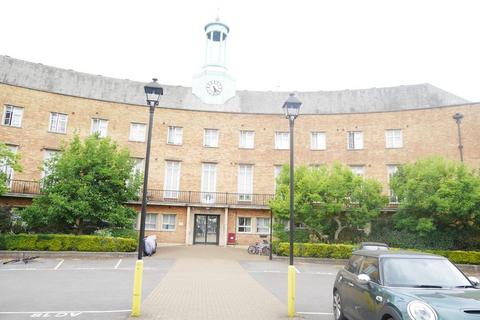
[
  {"x1": 3, "y1": 253, "x2": 39, "y2": 264},
  {"x1": 247, "y1": 240, "x2": 270, "y2": 256}
]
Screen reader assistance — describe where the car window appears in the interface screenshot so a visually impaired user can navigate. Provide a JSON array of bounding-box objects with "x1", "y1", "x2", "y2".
[
  {"x1": 345, "y1": 255, "x2": 364, "y2": 274},
  {"x1": 382, "y1": 257, "x2": 472, "y2": 288},
  {"x1": 360, "y1": 257, "x2": 380, "y2": 284}
]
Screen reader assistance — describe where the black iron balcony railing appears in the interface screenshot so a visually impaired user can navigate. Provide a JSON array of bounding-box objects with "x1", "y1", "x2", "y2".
[
  {"x1": 4, "y1": 179, "x2": 274, "y2": 207},
  {"x1": 145, "y1": 189, "x2": 274, "y2": 206}
]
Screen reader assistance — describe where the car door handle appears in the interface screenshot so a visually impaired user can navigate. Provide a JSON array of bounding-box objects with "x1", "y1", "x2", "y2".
[{"x1": 347, "y1": 281, "x2": 354, "y2": 287}]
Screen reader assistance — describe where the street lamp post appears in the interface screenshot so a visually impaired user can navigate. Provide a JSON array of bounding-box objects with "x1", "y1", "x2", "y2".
[
  {"x1": 282, "y1": 93, "x2": 302, "y2": 318},
  {"x1": 453, "y1": 112, "x2": 464, "y2": 162},
  {"x1": 131, "y1": 78, "x2": 163, "y2": 317}
]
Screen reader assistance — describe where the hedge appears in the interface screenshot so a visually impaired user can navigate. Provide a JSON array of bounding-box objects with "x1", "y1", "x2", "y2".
[
  {"x1": 273, "y1": 242, "x2": 480, "y2": 265},
  {"x1": 0, "y1": 234, "x2": 137, "y2": 252}
]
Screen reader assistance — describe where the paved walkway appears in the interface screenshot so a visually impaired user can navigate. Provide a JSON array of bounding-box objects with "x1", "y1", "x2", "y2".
[{"x1": 138, "y1": 246, "x2": 289, "y2": 320}]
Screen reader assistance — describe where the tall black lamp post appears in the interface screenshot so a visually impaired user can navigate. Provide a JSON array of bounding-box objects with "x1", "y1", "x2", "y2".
[
  {"x1": 282, "y1": 93, "x2": 302, "y2": 317},
  {"x1": 452, "y1": 112, "x2": 464, "y2": 162},
  {"x1": 131, "y1": 78, "x2": 163, "y2": 317}
]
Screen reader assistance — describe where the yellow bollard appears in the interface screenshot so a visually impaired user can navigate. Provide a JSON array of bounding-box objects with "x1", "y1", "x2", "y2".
[
  {"x1": 131, "y1": 260, "x2": 144, "y2": 317},
  {"x1": 288, "y1": 265, "x2": 296, "y2": 317}
]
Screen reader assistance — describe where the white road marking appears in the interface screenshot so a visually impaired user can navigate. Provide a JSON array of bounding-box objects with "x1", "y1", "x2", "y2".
[
  {"x1": 0, "y1": 267, "x2": 162, "y2": 272},
  {"x1": 114, "y1": 259, "x2": 122, "y2": 269},
  {"x1": 0, "y1": 309, "x2": 131, "y2": 315},
  {"x1": 297, "y1": 311, "x2": 334, "y2": 315},
  {"x1": 54, "y1": 259, "x2": 64, "y2": 270}
]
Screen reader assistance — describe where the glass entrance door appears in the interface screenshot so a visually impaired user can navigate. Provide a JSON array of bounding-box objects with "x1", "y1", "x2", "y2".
[{"x1": 194, "y1": 214, "x2": 220, "y2": 245}]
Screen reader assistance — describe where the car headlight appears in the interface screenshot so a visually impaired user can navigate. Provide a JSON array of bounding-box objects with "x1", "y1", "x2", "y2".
[{"x1": 407, "y1": 300, "x2": 438, "y2": 320}]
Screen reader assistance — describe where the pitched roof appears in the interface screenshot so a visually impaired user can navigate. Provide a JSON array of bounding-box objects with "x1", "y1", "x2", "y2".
[{"x1": 0, "y1": 55, "x2": 469, "y2": 114}]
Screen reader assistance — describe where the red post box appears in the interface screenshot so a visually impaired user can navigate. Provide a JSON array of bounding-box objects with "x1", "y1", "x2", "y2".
[{"x1": 227, "y1": 232, "x2": 236, "y2": 245}]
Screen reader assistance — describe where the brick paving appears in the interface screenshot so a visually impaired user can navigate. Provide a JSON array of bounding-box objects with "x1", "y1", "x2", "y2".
[{"x1": 137, "y1": 246, "x2": 290, "y2": 320}]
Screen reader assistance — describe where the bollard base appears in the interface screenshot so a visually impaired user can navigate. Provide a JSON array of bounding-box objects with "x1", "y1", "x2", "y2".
[
  {"x1": 131, "y1": 260, "x2": 144, "y2": 317},
  {"x1": 288, "y1": 265, "x2": 296, "y2": 317}
]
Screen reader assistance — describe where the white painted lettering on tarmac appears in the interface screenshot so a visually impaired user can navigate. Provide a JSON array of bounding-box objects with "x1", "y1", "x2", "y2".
[{"x1": 29, "y1": 312, "x2": 81, "y2": 317}]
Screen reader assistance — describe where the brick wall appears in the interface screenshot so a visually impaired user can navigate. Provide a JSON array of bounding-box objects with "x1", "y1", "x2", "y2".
[{"x1": 1, "y1": 83, "x2": 479, "y2": 199}]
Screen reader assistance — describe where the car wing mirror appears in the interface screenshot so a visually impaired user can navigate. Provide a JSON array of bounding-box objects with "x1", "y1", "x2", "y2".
[
  {"x1": 357, "y1": 274, "x2": 371, "y2": 285},
  {"x1": 468, "y1": 276, "x2": 480, "y2": 287}
]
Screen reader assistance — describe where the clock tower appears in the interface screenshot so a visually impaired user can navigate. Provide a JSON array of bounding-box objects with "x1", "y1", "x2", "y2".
[{"x1": 192, "y1": 17, "x2": 236, "y2": 104}]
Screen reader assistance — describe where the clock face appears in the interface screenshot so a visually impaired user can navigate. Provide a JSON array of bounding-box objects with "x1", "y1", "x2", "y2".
[{"x1": 206, "y1": 80, "x2": 223, "y2": 96}]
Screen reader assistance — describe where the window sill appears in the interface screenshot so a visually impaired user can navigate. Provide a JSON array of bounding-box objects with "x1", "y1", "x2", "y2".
[
  {"x1": 160, "y1": 229, "x2": 176, "y2": 232},
  {"x1": 239, "y1": 147, "x2": 254, "y2": 150},
  {"x1": 167, "y1": 143, "x2": 183, "y2": 146},
  {"x1": 310, "y1": 148, "x2": 327, "y2": 151},
  {"x1": 347, "y1": 148, "x2": 364, "y2": 151},
  {"x1": 2, "y1": 124, "x2": 22, "y2": 129},
  {"x1": 48, "y1": 131, "x2": 67, "y2": 135},
  {"x1": 203, "y1": 145, "x2": 219, "y2": 148},
  {"x1": 129, "y1": 139, "x2": 146, "y2": 143}
]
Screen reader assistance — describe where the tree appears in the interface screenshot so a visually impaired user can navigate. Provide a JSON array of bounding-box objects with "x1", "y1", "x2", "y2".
[
  {"x1": 270, "y1": 164, "x2": 387, "y2": 241},
  {"x1": 21, "y1": 134, "x2": 142, "y2": 234},
  {"x1": 390, "y1": 156, "x2": 480, "y2": 236},
  {"x1": 0, "y1": 143, "x2": 22, "y2": 195}
]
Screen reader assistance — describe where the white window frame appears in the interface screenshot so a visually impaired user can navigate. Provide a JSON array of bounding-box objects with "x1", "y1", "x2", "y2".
[
  {"x1": 385, "y1": 129, "x2": 403, "y2": 149},
  {"x1": 387, "y1": 165, "x2": 399, "y2": 204},
  {"x1": 131, "y1": 158, "x2": 145, "y2": 176},
  {"x1": 275, "y1": 132, "x2": 290, "y2": 150},
  {"x1": 350, "y1": 165, "x2": 365, "y2": 177},
  {"x1": 1, "y1": 145, "x2": 18, "y2": 188},
  {"x1": 201, "y1": 163, "x2": 217, "y2": 204},
  {"x1": 274, "y1": 165, "x2": 283, "y2": 193},
  {"x1": 347, "y1": 131, "x2": 364, "y2": 150},
  {"x1": 91, "y1": 118, "x2": 108, "y2": 138},
  {"x1": 164, "y1": 161, "x2": 181, "y2": 199},
  {"x1": 161, "y1": 214, "x2": 176, "y2": 231},
  {"x1": 237, "y1": 217, "x2": 252, "y2": 233},
  {"x1": 203, "y1": 129, "x2": 219, "y2": 147},
  {"x1": 239, "y1": 130, "x2": 255, "y2": 149},
  {"x1": 48, "y1": 112, "x2": 68, "y2": 134},
  {"x1": 238, "y1": 164, "x2": 253, "y2": 201},
  {"x1": 256, "y1": 217, "x2": 271, "y2": 234},
  {"x1": 129, "y1": 123, "x2": 146, "y2": 142},
  {"x1": 310, "y1": 132, "x2": 326, "y2": 150},
  {"x1": 3, "y1": 105, "x2": 24, "y2": 127},
  {"x1": 167, "y1": 126, "x2": 183, "y2": 145},
  {"x1": 145, "y1": 213, "x2": 157, "y2": 230},
  {"x1": 42, "y1": 149, "x2": 60, "y2": 179}
]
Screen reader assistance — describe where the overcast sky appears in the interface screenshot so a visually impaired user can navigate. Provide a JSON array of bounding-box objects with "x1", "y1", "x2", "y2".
[{"x1": 3, "y1": 0, "x2": 480, "y2": 101}]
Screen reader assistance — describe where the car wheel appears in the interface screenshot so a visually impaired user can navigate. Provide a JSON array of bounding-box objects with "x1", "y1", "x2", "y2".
[{"x1": 333, "y1": 290, "x2": 346, "y2": 320}]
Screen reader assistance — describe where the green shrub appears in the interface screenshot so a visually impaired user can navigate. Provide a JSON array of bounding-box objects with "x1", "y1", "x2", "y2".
[
  {"x1": 276, "y1": 242, "x2": 354, "y2": 259},
  {"x1": 274, "y1": 242, "x2": 480, "y2": 265},
  {"x1": 0, "y1": 234, "x2": 136, "y2": 252}
]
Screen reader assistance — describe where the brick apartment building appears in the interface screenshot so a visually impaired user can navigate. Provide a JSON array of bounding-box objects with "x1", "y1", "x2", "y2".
[{"x1": 0, "y1": 19, "x2": 479, "y2": 246}]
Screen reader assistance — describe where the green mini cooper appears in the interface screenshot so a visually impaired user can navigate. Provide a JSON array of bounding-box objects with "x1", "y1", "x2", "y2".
[{"x1": 333, "y1": 250, "x2": 480, "y2": 320}]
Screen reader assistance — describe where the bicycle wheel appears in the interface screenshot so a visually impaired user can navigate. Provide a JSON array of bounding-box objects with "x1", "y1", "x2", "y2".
[
  {"x1": 261, "y1": 247, "x2": 270, "y2": 256},
  {"x1": 247, "y1": 245, "x2": 257, "y2": 254}
]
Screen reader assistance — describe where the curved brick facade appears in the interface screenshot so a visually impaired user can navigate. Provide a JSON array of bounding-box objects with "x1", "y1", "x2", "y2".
[{"x1": 1, "y1": 60, "x2": 479, "y2": 246}]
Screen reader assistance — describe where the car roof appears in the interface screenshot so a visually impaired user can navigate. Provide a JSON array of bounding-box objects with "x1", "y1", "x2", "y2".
[
  {"x1": 352, "y1": 249, "x2": 446, "y2": 259},
  {"x1": 360, "y1": 242, "x2": 388, "y2": 246}
]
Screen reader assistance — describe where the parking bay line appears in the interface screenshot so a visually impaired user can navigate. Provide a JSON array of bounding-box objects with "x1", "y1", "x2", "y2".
[
  {"x1": 0, "y1": 267, "x2": 164, "y2": 272},
  {"x1": 54, "y1": 259, "x2": 64, "y2": 270},
  {"x1": 297, "y1": 311, "x2": 334, "y2": 315},
  {"x1": 248, "y1": 270, "x2": 335, "y2": 276},
  {"x1": 114, "y1": 259, "x2": 122, "y2": 269}
]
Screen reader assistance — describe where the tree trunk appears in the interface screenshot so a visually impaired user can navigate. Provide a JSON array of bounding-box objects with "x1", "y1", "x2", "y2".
[
  {"x1": 334, "y1": 217, "x2": 346, "y2": 241},
  {"x1": 75, "y1": 218, "x2": 83, "y2": 235}
]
